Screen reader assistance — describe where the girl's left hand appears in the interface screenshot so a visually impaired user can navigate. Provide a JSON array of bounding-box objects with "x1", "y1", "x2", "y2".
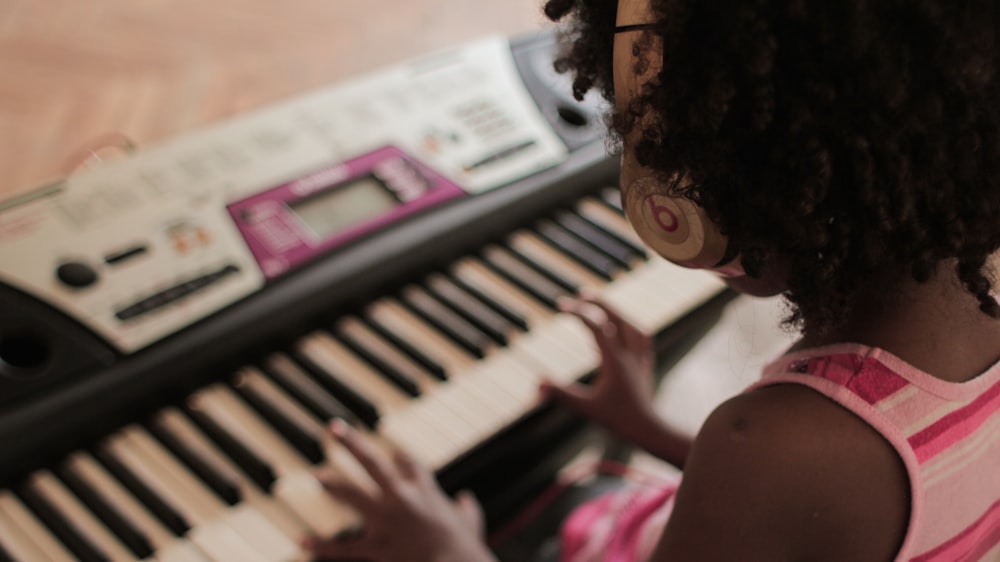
[{"x1": 302, "y1": 420, "x2": 498, "y2": 562}]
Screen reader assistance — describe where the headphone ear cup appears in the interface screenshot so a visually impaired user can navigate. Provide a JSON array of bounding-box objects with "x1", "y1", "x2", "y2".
[{"x1": 623, "y1": 178, "x2": 729, "y2": 269}]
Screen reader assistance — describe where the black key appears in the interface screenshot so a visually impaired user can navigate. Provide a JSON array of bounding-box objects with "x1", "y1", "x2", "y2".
[
  {"x1": 569, "y1": 206, "x2": 648, "y2": 259},
  {"x1": 230, "y1": 373, "x2": 326, "y2": 464},
  {"x1": 425, "y1": 274, "x2": 514, "y2": 345},
  {"x1": 56, "y1": 466, "x2": 155, "y2": 558},
  {"x1": 145, "y1": 422, "x2": 243, "y2": 505},
  {"x1": 449, "y1": 273, "x2": 529, "y2": 331},
  {"x1": 481, "y1": 245, "x2": 570, "y2": 309},
  {"x1": 16, "y1": 481, "x2": 109, "y2": 562},
  {"x1": 92, "y1": 448, "x2": 190, "y2": 536},
  {"x1": 553, "y1": 209, "x2": 640, "y2": 267},
  {"x1": 533, "y1": 220, "x2": 619, "y2": 280},
  {"x1": 334, "y1": 328, "x2": 422, "y2": 398},
  {"x1": 363, "y1": 316, "x2": 448, "y2": 381},
  {"x1": 291, "y1": 349, "x2": 381, "y2": 429},
  {"x1": 400, "y1": 285, "x2": 492, "y2": 358},
  {"x1": 262, "y1": 353, "x2": 356, "y2": 423},
  {"x1": 184, "y1": 403, "x2": 278, "y2": 492}
]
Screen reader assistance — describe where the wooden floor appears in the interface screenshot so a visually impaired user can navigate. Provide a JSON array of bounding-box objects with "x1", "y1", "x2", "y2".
[{"x1": 0, "y1": 0, "x2": 549, "y2": 200}]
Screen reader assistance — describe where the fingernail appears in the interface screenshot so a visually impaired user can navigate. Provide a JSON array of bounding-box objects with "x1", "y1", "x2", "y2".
[
  {"x1": 329, "y1": 418, "x2": 349, "y2": 437},
  {"x1": 557, "y1": 296, "x2": 576, "y2": 312},
  {"x1": 579, "y1": 286, "x2": 600, "y2": 301}
]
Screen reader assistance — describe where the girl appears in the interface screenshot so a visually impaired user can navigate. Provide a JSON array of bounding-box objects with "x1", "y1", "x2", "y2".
[{"x1": 303, "y1": 0, "x2": 1000, "y2": 560}]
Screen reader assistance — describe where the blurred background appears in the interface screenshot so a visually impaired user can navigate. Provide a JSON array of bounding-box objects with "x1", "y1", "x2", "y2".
[{"x1": 0, "y1": 0, "x2": 548, "y2": 201}]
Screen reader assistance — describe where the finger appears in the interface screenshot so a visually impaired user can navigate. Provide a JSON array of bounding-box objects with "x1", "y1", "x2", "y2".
[
  {"x1": 391, "y1": 447, "x2": 430, "y2": 483},
  {"x1": 315, "y1": 470, "x2": 377, "y2": 514},
  {"x1": 557, "y1": 297, "x2": 619, "y2": 360},
  {"x1": 329, "y1": 420, "x2": 398, "y2": 493},
  {"x1": 538, "y1": 378, "x2": 599, "y2": 418},
  {"x1": 578, "y1": 292, "x2": 652, "y2": 354},
  {"x1": 455, "y1": 490, "x2": 486, "y2": 536}
]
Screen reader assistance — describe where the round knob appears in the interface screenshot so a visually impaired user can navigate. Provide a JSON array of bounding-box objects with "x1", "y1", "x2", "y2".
[{"x1": 56, "y1": 261, "x2": 99, "y2": 289}]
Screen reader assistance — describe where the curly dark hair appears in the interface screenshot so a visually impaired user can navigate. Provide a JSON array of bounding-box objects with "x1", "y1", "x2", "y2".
[{"x1": 544, "y1": 0, "x2": 1000, "y2": 333}]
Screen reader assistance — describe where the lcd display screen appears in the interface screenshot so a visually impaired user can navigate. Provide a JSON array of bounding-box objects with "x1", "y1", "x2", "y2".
[{"x1": 289, "y1": 176, "x2": 398, "y2": 240}]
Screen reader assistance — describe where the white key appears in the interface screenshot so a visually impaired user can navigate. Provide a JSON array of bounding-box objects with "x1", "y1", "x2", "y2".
[
  {"x1": 102, "y1": 434, "x2": 267, "y2": 562},
  {"x1": 508, "y1": 230, "x2": 611, "y2": 291},
  {"x1": 0, "y1": 489, "x2": 75, "y2": 562},
  {"x1": 0, "y1": 503, "x2": 50, "y2": 562},
  {"x1": 124, "y1": 427, "x2": 297, "y2": 562},
  {"x1": 63, "y1": 453, "x2": 211, "y2": 562},
  {"x1": 26, "y1": 470, "x2": 138, "y2": 561},
  {"x1": 191, "y1": 386, "x2": 362, "y2": 539},
  {"x1": 152, "y1": 409, "x2": 310, "y2": 561}
]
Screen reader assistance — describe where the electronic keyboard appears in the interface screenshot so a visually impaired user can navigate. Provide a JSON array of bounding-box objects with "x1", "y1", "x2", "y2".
[{"x1": 0, "y1": 31, "x2": 730, "y2": 562}]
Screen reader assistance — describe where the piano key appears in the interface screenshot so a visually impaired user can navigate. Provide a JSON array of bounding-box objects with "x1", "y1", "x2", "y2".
[
  {"x1": 21, "y1": 470, "x2": 134, "y2": 561},
  {"x1": 333, "y1": 320, "x2": 423, "y2": 398},
  {"x1": 288, "y1": 347, "x2": 380, "y2": 429},
  {"x1": 63, "y1": 452, "x2": 213, "y2": 562},
  {"x1": 552, "y1": 209, "x2": 642, "y2": 267},
  {"x1": 56, "y1": 465, "x2": 155, "y2": 558},
  {"x1": 601, "y1": 256, "x2": 727, "y2": 334},
  {"x1": 123, "y1": 424, "x2": 299, "y2": 562},
  {"x1": 231, "y1": 368, "x2": 327, "y2": 465},
  {"x1": 110, "y1": 428, "x2": 280, "y2": 562},
  {"x1": 598, "y1": 186, "x2": 625, "y2": 211},
  {"x1": 0, "y1": 506, "x2": 49, "y2": 562},
  {"x1": 533, "y1": 219, "x2": 622, "y2": 280},
  {"x1": 447, "y1": 272, "x2": 529, "y2": 331},
  {"x1": 261, "y1": 353, "x2": 356, "y2": 423},
  {"x1": 515, "y1": 313, "x2": 600, "y2": 385},
  {"x1": 0, "y1": 490, "x2": 75, "y2": 562},
  {"x1": 566, "y1": 205, "x2": 648, "y2": 260},
  {"x1": 506, "y1": 231, "x2": 609, "y2": 292},
  {"x1": 575, "y1": 196, "x2": 647, "y2": 251},
  {"x1": 92, "y1": 447, "x2": 191, "y2": 537},
  {"x1": 400, "y1": 285, "x2": 494, "y2": 358},
  {"x1": 298, "y1": 334, "x2": 466, "y2": 456},
  {"x1": 298, "y1": 334, "x2": 412, "y2": 415},
  {"x1": 451, "y1": 257, "x2": 554, "y2": 326},
  {"x1": 0, "y1": 541, "x2": 14, "y2": 562},
  {"x1": 336, "y1": 317, "x2": 439, "y2": 394},
  {"x1": 184, "y1": 401, "x2": 278, "y2": 493},
  {"x1": 366, "y1": 296, "x2": 526, "y2": 419},
  {"x1": 187, "y1": 385, "x2": 363, "y2": 540},
  {"x1": 501, "y1": 241, "x2": 580, "y2": 294},
  {"x1": 366, "y1": 298, "x2": 480, "y2": 376},
  {"x1": 151, "y1": 408, "x2": 311, "y2": 544},
  {"x1": 424, "y1": 273, "x2": 517, "y2": 345},
  {"x1": 362, "y1": 316, "x2": 448, "y2": 381},
  {"x1": 481, "y1": 245, "x2": 570, "y2": 309},
  {"x1": 146, "y1": 422, "x2": 243, "y2": 506}
]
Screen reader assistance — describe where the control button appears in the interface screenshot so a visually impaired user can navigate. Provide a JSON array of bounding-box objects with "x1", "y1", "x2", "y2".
[
  {"x1": 104, "y1": 245, "x2": 148, "y2": 266},
  {"x1": 114, "y1": 264, "x2": 241, "y2": 322},
  {"x1": 55, "y1": 261, "x2": 99, "y2": 289}
]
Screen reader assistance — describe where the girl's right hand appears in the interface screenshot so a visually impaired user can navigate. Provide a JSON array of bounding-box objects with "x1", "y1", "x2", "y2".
[{"x1": 540, "y1": 293, "x2": 660, "y2": 439}]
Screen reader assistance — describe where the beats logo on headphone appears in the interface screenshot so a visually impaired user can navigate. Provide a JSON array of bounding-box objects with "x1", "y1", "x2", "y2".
[{"x1": 623, "y1": 177, "x2": 743, "y2": 275}]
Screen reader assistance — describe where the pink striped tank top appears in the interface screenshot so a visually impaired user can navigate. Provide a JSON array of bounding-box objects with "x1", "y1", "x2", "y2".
[
  {"x1": 559, "y1": 344, "x2": 1000, "y2": 562},
  {"x1": 755, "y1": 343, "x2": 1000, "y2": 562}
]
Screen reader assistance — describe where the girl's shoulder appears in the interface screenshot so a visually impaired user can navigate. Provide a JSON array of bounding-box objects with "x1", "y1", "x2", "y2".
[{"x1": 652, "y1": 383, "x2": 909, "y2": 561}]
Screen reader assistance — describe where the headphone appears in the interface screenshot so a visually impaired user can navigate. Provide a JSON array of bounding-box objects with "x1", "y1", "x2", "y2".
[
  {"x1": 614, "y1": 1, "x2": 744, "y2": 277},
  {"x1": 623, "y1": 178, "x2": 738, "y2": 272}
]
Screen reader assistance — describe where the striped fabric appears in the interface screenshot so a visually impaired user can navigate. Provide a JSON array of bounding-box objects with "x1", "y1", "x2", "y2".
[{"x1": 754, "y1": 344, "x2": 1000, "y2": 562}]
